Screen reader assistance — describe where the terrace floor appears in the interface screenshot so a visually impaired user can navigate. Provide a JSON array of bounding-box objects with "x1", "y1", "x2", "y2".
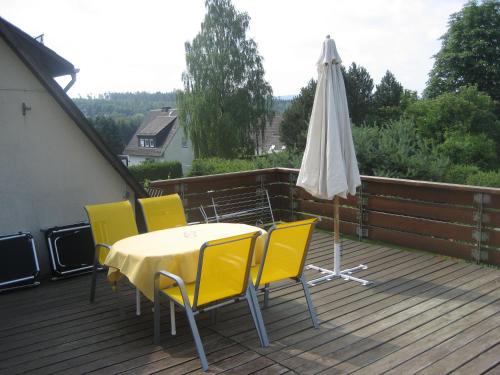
[{"x1": 1, "y1": 232, "x2": 500, "y2": 374}]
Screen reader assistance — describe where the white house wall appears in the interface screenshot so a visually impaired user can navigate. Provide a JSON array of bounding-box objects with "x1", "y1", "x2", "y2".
[
  {"x1": 164, "y1": 125, "x2": 193, "y2": 175},
  {"x1": 0, "y1": 38, "x2": 135, "y2": 276}
]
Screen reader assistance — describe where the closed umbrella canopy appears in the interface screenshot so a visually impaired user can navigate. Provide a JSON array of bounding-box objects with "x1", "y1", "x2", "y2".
[
  {"x1": 297, "y1": 36, "x2": 360, "y2": 199},
  {"x1": 298, "y1": 36, "x2": 369, "y2": 286}
]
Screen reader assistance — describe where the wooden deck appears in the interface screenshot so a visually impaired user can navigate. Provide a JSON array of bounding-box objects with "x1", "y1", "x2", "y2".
[{"x1": 1, "y1": 232, "x2": 500, "y2": 374}]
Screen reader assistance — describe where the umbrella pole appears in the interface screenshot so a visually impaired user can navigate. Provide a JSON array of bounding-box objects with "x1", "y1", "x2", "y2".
[{"x1": 334, "y1": 196, "x2": 341, "y2": 275}]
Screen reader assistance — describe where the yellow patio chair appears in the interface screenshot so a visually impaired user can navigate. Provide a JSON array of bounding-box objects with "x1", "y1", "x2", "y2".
[
  {"x1": 154, "y1": 231, "x2": 268, "y2": 371},
  {"x1": 251, "y1": 218, "x2": 319, "y2": 328},
  {"x1": 85, "y1": 200, "x2": 141, "y2": 313},
  {"x1": 138, "y1": 193, "x2": 187, "y2": 232}
]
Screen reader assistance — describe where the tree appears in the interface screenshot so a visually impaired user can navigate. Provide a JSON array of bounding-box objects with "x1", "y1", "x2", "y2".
[
  {"x1": 405, "y1": 85, "x2": 500, "y2": 168},
  {"x1": 342, "y1": 63, "x2": 374, "y2": 125},
  {"x1": 352, "y1": 119, "x2": 449, "y2": 181},
  {"x1": 279, "y1": 79, "x2": 317, "y2": 151},
  {"x1": 425, "y1": 0, "x2": 500, "y2": 102},
  {"x1": 90, "y1": 116, "x2": 125, "y2": 154},
  {"x1": 177, "y1": 0, "x2": 273, "y2": 158},
  {"x1": 372, "y1": 70, "x2": 404, "y2": 122}
]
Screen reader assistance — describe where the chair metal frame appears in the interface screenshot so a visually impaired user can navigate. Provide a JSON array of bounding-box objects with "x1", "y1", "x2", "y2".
[
  {"x1": 253, "y1": 219, "x2": 319, "y2": 329},
  {"x1": 154, "y1": 232, "x2": 269, "y2": 371},
  {"x1": 85, "y1": 203, "x2": 142, "y2": 316}
]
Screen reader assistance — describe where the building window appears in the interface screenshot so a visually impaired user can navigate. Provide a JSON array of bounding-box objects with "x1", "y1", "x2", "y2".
[
  {"x1": 150, "y1": 138, "x2": 155, "y2": 148},
  {"x1": 139, "y1": 138, "x2": 145, "y2": 147},
  {"x1": 145, "y1": 139, "x2": 150, "y2": 147}
]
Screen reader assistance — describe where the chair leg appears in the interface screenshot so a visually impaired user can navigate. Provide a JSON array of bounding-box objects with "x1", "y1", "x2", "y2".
[
  {"x1": 263, "y1": 283, "x2": 270, "y2": 308},
  {"x1": 185, "y1": 307, "x2": 208, "y2": 371},
  {"x1": 136, "y1": 288, "x2": 141, "y2": 316},
  {"x1": 154, "y1": 289, "x2": 161, "y2": 344},
  {"x1": 300, "y1": 277, "x2": 319, "y2": 328},
  {"x1": 89, "y1": 261, "x2": 98, "y2": 302},
  {"x1": 170, "y1": 300, "x2": 176, "y2": 336},
  {"x1": 247, "y1": 286, "x2": 269, "y2": 347}
]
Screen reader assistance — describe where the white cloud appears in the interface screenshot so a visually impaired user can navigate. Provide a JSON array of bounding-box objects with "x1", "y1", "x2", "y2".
[{"x1": 1, "y1": 0, "x2": 466, "y2": 97}]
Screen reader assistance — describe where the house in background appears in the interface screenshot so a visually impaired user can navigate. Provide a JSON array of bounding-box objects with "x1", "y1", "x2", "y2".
[
  {"x1": 123, "y1": 108, "x2": 194, "y2": 174},
  {"x1": 0, "y1": 17, "x2": 146, "y2": 276},
  {"x1": 125, "y1": 111, "x2": 285, "y2": 173}
]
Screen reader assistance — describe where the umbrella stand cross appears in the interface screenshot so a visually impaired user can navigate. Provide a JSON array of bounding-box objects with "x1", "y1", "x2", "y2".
[{"x1": 306, "y1": 196, "x2": 370, "y2": 286}]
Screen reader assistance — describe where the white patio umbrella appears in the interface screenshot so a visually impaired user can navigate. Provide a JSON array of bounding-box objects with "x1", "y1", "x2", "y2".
[{"x1": 297, "y1": 35, "x2": 370, "y2": 286}]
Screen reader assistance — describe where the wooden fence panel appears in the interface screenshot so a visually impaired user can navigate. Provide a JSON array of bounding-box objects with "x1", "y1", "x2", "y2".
[{"x1": 150, "y1": 168, "x2": 500, "y2": 265}]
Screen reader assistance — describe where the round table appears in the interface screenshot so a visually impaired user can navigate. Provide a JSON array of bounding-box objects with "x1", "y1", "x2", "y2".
[{"x1": 105, "y1": 223, "x2": 266, "y2": 301}]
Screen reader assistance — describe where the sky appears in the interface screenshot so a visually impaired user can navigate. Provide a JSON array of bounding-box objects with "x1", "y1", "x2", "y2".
[{"x1": 1, "y1": 0, "x2": 466, "y2": 98}]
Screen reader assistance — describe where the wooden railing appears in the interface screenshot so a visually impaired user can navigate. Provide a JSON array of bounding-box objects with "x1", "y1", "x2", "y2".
[{"x1": 149, "y1": 168, "x2": 500, "y2": 266}]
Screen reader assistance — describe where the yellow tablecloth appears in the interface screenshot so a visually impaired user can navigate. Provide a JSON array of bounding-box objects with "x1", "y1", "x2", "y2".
[{"x1": 105, "y1": 223, "x2": 266, "y2": 301}]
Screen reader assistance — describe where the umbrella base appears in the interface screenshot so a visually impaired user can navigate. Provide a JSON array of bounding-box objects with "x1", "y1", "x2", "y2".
[{"x1": 306, "y1": 264, "x2": 371, "y2": 286}]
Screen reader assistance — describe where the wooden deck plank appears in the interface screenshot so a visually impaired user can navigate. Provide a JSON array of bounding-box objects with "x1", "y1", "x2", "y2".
[
  {"x1": 451, "y1": 342, "x2": 500, "y2": 375},
  {"x1": 384, "y1": 315, "x2": 500, "y2": 375},
  {"x1": 418, "y1": 328, "x2": 500, "y2": 374},
  {"x1": 0, "y1": 234, "x2": 499, "y2": 375},
  {"x1": 265, "y1": 264, "x2": 490, "y2": 364},
  {"x1": 315, "y1": 285, "x2": 500, "y2": 374}
]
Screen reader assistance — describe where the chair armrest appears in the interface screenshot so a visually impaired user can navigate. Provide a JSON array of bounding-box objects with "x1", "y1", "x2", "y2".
[
  {"x1": 93, "y1": 243, "x2": 112, "y2": 266},
  {"x1": 155, "y1": 271, "x2": 191, "y2": 307}
]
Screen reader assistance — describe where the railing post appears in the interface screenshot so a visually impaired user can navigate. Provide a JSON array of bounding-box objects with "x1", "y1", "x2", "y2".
[
  {"x1": 356, "y1": 181, "x2": 368, "y2": 240},
  {"x1": 473, "y1": 193, "x2": 490, "y2": 264}
]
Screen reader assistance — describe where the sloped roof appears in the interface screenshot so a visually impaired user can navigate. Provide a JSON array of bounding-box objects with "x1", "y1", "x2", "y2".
[
  {"x1": 137, "y1": 115, "x2": 175, "y2": 136},
  {"x1": 0, "y1": 16, "x2": 146, "y2": 197},
  {"x1": 123, "y1": 109, "x2": 180, "y2": 158}
]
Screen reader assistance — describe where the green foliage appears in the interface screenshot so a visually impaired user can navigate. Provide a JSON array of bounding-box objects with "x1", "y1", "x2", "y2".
[
  {"x1": 342, "y1": 63, "x2": 374, "y2": 125},
  {"x1": 405, "y1": 86, "x2": 500, "y2": 167},
  {"x1": 443, "y1": 164, "x2": 481, "y2": 183},
  {"x1": 372, "y1": 70, "x2": 404, "y2": 123},
  {"x1": 89, "y1": 116, "x2": 131, "y2": 154},
  {"x1": 129, "y1": 160, "x2": 183, "y2": 183},
  {"x1": 444, "y1": 164, "x2": 500, "y2": 187},
  {"x1": 279, "y1": 79, "x2": 317, "y2": 151},
  {"x1": 188, "y1": 150, "x2": 302, "y2": 176},
  {"x1": 178, "y1": 0, "x2": 273, "y2": 159},
  {"x1": 189, "y1": 158, "x2": 257, "y2": 176},
  {"x1": 425, "y1": 0, "x2": 500, "y2": 102},
  {"x1": 74, "y1": 92, "x2": 177, "y2": 118},
  {"x1": 438, "y1": 132, "x2": 497, "y2": 168},
  {"x1": 352, "y1": 119, "x2": 450, "y2": 181},
  {"x1": 466, "y1": 170, "x2": 500, "y2": 187}
]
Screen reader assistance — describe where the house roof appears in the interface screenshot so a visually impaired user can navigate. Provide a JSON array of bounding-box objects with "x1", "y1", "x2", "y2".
[
  {"x1": 123, "y1": 109, "x2": 180, "y2": 158},
  {"x1": 137, "y1": 115, "x2": 176, "y2": 136},
  {"x1": 0, "y1": 16, "x2": 147, "y2": 198}
]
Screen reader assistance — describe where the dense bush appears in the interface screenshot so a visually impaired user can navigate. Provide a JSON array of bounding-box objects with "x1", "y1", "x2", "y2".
[
  {"x1": 129, "y1": 160, "x2": 183, "y2": 183},
  {"x1": 189, "y1": 158, "x2": 257, "y2": 176},
  {"x1": 438, "y1": 132, "x2": 497, "y2": 169},
  {"x1": 352, "y1": 119, "x2": 449, "y2": 181},
  {"x1": 405, "y1": 86, "x2": 500, "y2": 145},
  {"x1": 188, "y1": 151, "x2": 302, "y2": 176},
  {"x1": 443, "y1": 164, "x2": 481, "y2": 184},
  {"x1": 466, "y1": 170, "x2": 500, "y2": 188}
]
